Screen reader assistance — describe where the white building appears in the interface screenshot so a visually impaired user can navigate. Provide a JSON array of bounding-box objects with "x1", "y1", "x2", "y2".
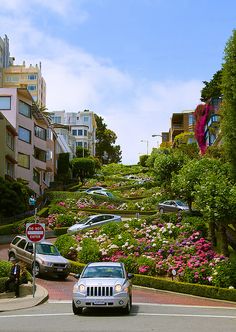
[{"x1": 49, "y1": 110, "x2": 97, "y2": 156}]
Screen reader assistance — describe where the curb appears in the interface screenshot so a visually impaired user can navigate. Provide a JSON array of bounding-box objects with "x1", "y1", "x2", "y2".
[{"x1": 0, "y1": 284, "x2": 49, "y2": 312}]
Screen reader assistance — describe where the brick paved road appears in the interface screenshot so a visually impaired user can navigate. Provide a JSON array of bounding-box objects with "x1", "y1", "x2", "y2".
[{"x1": 1, "y1": 242, "x2": 236, "y2": 307}]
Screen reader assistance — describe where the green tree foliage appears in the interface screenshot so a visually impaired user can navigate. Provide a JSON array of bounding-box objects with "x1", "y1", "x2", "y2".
[
  {"x1": 200, "y1": 70, "x2": 223, "y2": 102},
  {"x1": 194, "y1": 172, "x2": 234, "y2": 256},
  {"x1": 173, "y1": 132, "x2": 199, "y2": 158},
  {"x1": 57, "y1": 153, "x2": 71, "y2": 184},
  {"x1": 139, "y1": 154, "x2": 149, "y2": 167},
  {"x1": 0, "y1": 177, "x2": 32, "y2": 217},
  {"x1": 171, "y1": 158, "x2": 228, "y2": 211},
  {"x1": 148, "y1": 149, "x2": 188, "y2": 189},
  {"x1": 95, "y1": 114, "x2": 122, "y2": 164},
  {"x1": 70, "y1": 158, "x2": 96, "y2": 183},
  {"x1": 221, "y1": 30, "x2": 236, "y2": 181},
  {"x1": 75, "y1": 146, "x2": 90, "y2": 158}
]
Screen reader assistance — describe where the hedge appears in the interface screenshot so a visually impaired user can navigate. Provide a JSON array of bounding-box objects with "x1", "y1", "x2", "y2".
[{"x1": 68, "y1": 261, "x2": 236, "y2": 303}]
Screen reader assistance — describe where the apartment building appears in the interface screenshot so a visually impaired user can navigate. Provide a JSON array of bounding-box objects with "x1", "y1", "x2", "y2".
[
  {"x1": 1, "y1": 61, "x2": 46, "y2": 107},
  {"x1": 49, "y1": 110, "x2": 97, "y2": 156},
  {"x1": 169, "y1": 110, "x2": 195, "y2": 144},
  {"x1": 0, "y1": 87, "x2": 55, "y2": 195}
]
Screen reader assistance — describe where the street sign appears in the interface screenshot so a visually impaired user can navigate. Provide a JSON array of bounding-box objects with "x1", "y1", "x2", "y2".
[{"x1": 26, "y1": 223, "x2": 45, "y2": 243}]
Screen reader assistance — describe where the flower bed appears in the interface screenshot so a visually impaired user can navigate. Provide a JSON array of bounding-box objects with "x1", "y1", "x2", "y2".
[{"x1": 61, "y1": 216, "x2": 236, "y2": 289}]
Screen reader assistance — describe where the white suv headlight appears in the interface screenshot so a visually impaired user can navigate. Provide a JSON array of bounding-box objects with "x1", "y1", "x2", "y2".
[
  {"x1": 115, "y1": 284, "x2": 122, "y2": 292},
  {"x1": 79, "y1": 284, "x2": 86, "y2": 292}
]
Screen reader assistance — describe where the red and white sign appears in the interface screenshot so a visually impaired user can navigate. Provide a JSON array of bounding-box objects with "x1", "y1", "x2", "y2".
[{"x1": 26, "y1": 223, "x2": 45, "y2": 243}]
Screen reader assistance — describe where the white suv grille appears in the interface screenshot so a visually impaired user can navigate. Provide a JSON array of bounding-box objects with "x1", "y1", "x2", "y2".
[{"x1": 87, "y1": 286, "x2": 113, "y2": 297}]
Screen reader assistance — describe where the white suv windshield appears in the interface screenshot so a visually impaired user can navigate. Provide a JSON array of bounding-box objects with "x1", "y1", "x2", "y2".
[{"x1": 82, "y1": 266, "x2": 124, "y2": 278}]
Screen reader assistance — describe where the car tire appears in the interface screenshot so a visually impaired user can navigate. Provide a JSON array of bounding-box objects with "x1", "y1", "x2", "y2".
[
  {"x1": 123, "y1": 295, "x2": 132, "y2": 315},
  {"x1": 8, "y1": 253, "x2": 16, "y2": 261},
  {"x1": 72, "y1": 301, "x2": 83, "y2": 315},
  {"x1": 159, "y1": 208, "x2": 164, "y2": 214}
]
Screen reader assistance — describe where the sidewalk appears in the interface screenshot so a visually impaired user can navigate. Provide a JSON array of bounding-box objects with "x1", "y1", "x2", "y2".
[{"x1": 0, "y1": 284, "x2": 48, "y2": 312}]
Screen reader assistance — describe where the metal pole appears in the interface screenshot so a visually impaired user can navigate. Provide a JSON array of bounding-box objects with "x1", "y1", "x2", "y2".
[
  {"x1": 32, "y1": 243, "x2": 36, "y2": 297},
  {"x1": 32, "y1": 208, "x2": 37, "y2": 297}
]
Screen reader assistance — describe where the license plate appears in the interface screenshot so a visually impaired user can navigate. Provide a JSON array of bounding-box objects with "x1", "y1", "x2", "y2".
[
  {"x1": 93, "y1": 300, "x2": 105, "y2": 305},
  {"x1": 57, "y1": 268, "x2": 63, "y2": 272}
]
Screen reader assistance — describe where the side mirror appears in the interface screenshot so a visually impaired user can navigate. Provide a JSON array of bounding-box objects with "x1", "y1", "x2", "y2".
[
  {"x1": 74, "y1": 273, "x2": 80, "y2": 279},
  {"x1": 127, "y1": 273, "x2": 134, "y2": 279}
]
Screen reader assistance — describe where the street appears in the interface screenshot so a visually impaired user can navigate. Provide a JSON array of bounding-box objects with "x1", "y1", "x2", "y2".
[{"x1": 0, "y1": 302, "x2": 236, "y2": 332}]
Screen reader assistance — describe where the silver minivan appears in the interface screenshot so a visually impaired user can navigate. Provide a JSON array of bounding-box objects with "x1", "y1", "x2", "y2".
[{"x1": 8, "y1": 235, "x2": 70, "y2": 279}]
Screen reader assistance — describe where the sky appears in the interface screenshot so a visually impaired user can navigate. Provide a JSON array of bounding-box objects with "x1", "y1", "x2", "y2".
[{"x1": 0, "y1": 0, "x2": 236, "y2": 164}]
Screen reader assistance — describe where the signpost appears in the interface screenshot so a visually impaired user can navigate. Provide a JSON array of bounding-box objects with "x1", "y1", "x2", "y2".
[{"x1": 26, "y1": 223, "x2": 45, "y2": 297}]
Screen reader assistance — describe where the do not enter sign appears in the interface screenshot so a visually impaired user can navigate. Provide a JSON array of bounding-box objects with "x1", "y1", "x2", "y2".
[{"x1": 26, "y1": 223, "x2": 45, "y2": 243}]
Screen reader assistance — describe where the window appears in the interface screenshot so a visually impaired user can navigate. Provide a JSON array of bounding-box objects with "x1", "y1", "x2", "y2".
[
  {"x1": 34, "y1": 147, "x2": 46, "y2": 162},
  {"x1": 34, "y1": 125, "x2": 46, "y2": 140},
  {"x1": 0, "y1": 96, "x2": 11, "y2": 110},
  {"x1": 18, "y1": 126, "x2": 31, "y2": 143},
  {"x1": 188, "y1": 114, "x2": 195, "y2": 126},
  {"x1": 47, "y1": 128, "x2": 53, "y2": 140},
  {"x1": 6, "y1": 131, "x2": 14, "y2": 150},
  {"x1": 84, "y1": 142, "x2": 88, "y2": 148},
  {"x1": 78, "y1": 129, "x2": 83, "y2": 136},
  {"x1": 6, "y1": 161, "x2": 14, "y2": 178},
  {"x1": 84, "y1": 129, "x2": 88, "y2": 136},
  {"x1": 33, "y1": 168, "x2": 40, "y2": 184},
  {"x1": 17, "y1": 239, "x2": 27, "y2": 249},
  {"x1": 27, "y1": 85, "x2": 37, "y2": 91},
  {"x1": 18, "y1": 153, "x2": 30, "y2": 169},
  {"x1": 72, "y1": 129, "x2": 77, "y2": 136},
  {"x1": 76, "y1": 142, "x2": 82, "y2": 147},
  {"x1": 51, "y1": 116, "x2": 61, "y2": 124},
  {"x1": 46, "y1": 150, "x2": 53, "y2": 161},
  {"x1": 28, "y1": 74, "x2": 37, "y2": 80},
  {"x1": 19, "y1": 100, "x2": 31, "y2": 118},
  {"x1": 83, "y1": 116, "x2": 89, "y2": 122}
]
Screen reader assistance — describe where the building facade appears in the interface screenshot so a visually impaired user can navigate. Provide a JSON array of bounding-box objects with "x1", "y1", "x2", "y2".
[
  {"x1": 0, "y1": 87, "x2": 54, "y2": 195},
  {"x1": 49, "y1": 110, "x2": 97, "y2": 156},
  {"x1": 169, "y1": 110, "x2": 196, "y2": 144}
]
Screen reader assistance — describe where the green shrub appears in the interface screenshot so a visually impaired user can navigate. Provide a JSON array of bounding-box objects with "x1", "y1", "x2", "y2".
[
  {"x1": 182, "y1": 216, "x2": 208, "y2": 238},
  {"x1": 54, "y1": 227, "x2": 68, "y2": 236},
  {"x1": 78, "y1": 238, "x2": 101, "y2": 264},
  {"x1": 119, "y1": 256, "x2": 138, "y2": 273},
  {"x1": 211, "y1": 260, "x2": 236, "y2": 288},
  {"x1": 0, "y1": 260, "x2": 11, "y2": 278},
  {"x1": 99, "y1": 222, "x2": 122, "y2": 237},
  {"x1": 132, "y1": 274, "x2": 236, "y2": 302},
  {"x1": 37, "y1": 207, "x2": 49, "y2": 217},
  {"x1": 54, "y1": 234, "x2": 78, "y2": 259},
  {"x1": 56, "y1": 214, "x2": 76, "y2": 228},
  {"x1": 48, "y1": 204, "x2": 67, "y2": 215}
]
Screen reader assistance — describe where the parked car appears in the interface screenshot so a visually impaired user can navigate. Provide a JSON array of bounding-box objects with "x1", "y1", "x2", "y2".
[
  {"x1": 158, "y1": 200, "x2": 189, "y2": 213},
  {"x1": 85, "y1": 186, "x2": 107, "y2": 193},
  {"x1": 8, "y1": 235, "x2": 70, "y2": 279},
  {"x1": 67, "y1": 214, "x2": 122, "y2": 234},
  {"x1": 72, "y1": 262, "x2": 133, "y2": 315},
  {"x1": 87, "y1": 189, "x2": 114, "y2": 198}
]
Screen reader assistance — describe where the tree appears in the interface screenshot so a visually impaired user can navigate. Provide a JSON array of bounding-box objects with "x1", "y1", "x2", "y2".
[
  {"x1": 95, "y1": 114, "x2": 122, "y2": 164},
  {"x1": 70, "y1": 158, "x2": 96, "y2": 184},
  {"x1": 75, "y1": 146, "x2": 90, "y2": 158},
  {"x1": 194, "y1": 172, "x2": 234, "y2": 257},
  {"x1": 171, "y1": 157, "x2": 227, "y2": 211},
  {"x1": 149, "y1": 149, "x2": 188, "y2": 189},
  {"x1": 57, "y1": 153, "x2": 71, "y2": 185},
  {"x1": 200, "y1": 70, "x2": 223, "y2": 102},
  {"x1": 221, "y1": 30, "x2": 236, "y2": 181}
]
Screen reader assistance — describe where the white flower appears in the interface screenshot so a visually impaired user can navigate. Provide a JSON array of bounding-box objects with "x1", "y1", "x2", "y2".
[{"x1": 229, "y1": 286, "x2": 234, "y2": 290}]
